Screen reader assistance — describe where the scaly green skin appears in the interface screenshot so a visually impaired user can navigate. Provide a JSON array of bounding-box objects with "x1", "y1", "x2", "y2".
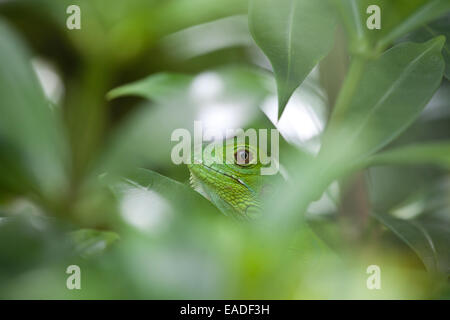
[{"x1": 188, "y1": 138, "x2": 277, "y2": 220}]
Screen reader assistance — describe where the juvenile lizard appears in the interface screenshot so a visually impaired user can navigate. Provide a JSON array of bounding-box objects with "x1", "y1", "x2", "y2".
[{"x1": 188, "y1": 137, "x2": 280, "y2": 220}]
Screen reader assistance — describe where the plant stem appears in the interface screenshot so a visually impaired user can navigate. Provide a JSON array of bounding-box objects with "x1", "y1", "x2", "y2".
[{"x1": 329, "y1": 55, "x2": 367, "y2": 123}]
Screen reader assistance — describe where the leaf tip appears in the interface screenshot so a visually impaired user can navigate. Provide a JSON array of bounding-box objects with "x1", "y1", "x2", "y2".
[
  {"x1": 276, "y1": 87, "x2": 293, "y2": 120},
  {"x1": 429, "y1": 35, "x2": 446, "y2": 51},
  {"x1": 105, "y1": 90, "x2": 116, "y2": 101}
]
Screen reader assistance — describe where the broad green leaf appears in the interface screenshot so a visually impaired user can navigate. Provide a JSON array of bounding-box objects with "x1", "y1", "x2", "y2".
[
  {"x1": 0, "y1": 20, "x2": 68, "y2": 198},
  {"x1": 403, "y1": 14, "x2": 450, "y2": 80},
  {"x1": 105, "y1": 168, "x2": 222, "y2": 232},
  {"x1": 249, "y1": 0, "x2": 336, "y2": 118},
  {"x1": 378, "y1": 1, "x2": 450, "y2": 50},
  {"x1": 107, "y1": 73, "x2": 193, "y2": 101},
  {"x1": 118, "y1": 168, "x2": 219, "y2": 213},
  {"x1": 367, "y1": 142, "x2": 450, "y2": 169},
  {"x1": 333, "y1": 0, "x2": 450, "y2": 53},
  {"x1": 70, "y1": 229, "x2": 120, "y2": 258},
  {"x1": 321, "y1": 38, "x2": 446, "y2": 166},
  {"x1": 425, "y1": 20, "x2": 450, "y2": 80},
  {"x1": 161, "y1": 15, "x2": 253, "y2": 60},
  {"x1": 108, "y1": 67, "x2": 272, "y2": 102},
  {"x1": 373, "y1": 212, "x2": 450, "y2": 274}
]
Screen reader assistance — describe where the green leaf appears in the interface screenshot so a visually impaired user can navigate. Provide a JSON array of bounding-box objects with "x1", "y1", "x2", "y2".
[
  {"x1": 378, "y1": 1, "x2": 450, "y2": 50},
  {"x1": 249, "y1": 0, "x2": 336, "y2": 118},
  {"x1": 107, "y1": 73, "x2": 193, "y2": 101},
  {"x1": 0, "y1": 20, "x2": 68, "y2": 198},
  {"x1": 425, "y1": 22, "x2": 450, "y2": 80},
  {"x1": 367, "y1": 142, "x2": 450, "y2": 169},
  {"x1": 118, "y1": 168, "x2": 219, "y2": 212},
  {"x1": 373, "y1": 212, "x2": 450, "y2": 274},
  {"x1": 104, "y1": 168, "x2": 221, "y2": 230},
  {"x1": 70, "y1": 229, "x2": 120, "y2": 258},
  {"x1": 403, "y1": 14, "x2": 450, "y2": 80},
  {"x1": 107, "y1": 67, "x2": 272, "y2": 103},
  {"x1": 321, "y1": 38, "x2": 446, "y2": 166},
  {"x1": 333, "y1": 0, "x2": 450, "y2": 54},
  {"x1": 161, "y1": 15, "x2": 253, "y2": 60}
]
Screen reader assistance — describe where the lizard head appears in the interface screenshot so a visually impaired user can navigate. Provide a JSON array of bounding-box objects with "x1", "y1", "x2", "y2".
[{"x1": 188, "y1": 137, "x2": 279, "y2": 220}]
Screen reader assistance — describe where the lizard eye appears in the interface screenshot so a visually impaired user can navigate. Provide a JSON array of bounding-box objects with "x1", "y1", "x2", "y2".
[{"x1": 234, "y1": 148, "x2": 253, "y2": 166}]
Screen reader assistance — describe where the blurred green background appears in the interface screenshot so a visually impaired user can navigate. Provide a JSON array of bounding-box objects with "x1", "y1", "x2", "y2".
[{"x1": 0, "y1": 0, "x2": 449, "y2": 299}]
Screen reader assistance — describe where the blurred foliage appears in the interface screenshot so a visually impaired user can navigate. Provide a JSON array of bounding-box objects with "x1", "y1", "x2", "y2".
[
  {"x1": 402, "y1": 13, "x2": 450, "y2": 79},
  {"x1": 249, "y1": 0, "x2": 336, "y2": 117},
  {"x1": 0, "y1": 0, "x2": 449, "y2": 299}
]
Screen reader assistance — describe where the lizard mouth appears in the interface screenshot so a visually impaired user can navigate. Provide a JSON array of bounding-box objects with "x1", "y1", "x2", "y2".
[{"x1": 193, "y1": 163, "x2": 256, "y2": 195}]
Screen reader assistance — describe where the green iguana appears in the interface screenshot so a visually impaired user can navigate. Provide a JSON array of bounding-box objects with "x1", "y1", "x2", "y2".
[
  {"x1": 188, "y1": 137, "x2": 281, "y2": 220},
  {"x1": 188, "y1": 137, "x2": 333, "y2": 256}
]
